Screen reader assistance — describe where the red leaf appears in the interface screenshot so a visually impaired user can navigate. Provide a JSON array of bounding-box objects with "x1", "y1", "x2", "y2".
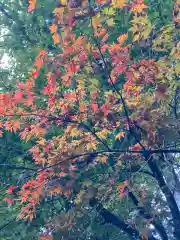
[
  {"x1": 91, "y1": 103, "x2": 98, "y2": 112},
  {"x1": 58, "y1": 172, "x2": 67, "y2": 177},
  {"x1": 23, "y1": 92, "x2": 34, "y2": 106},
  {"x1": 64, "y1": 92, "x2": 77, "y2": 100},
  {"x1": 90, "y1": 91, "x2": 98, "y2": 100},
  {"x1": 69, "y1": 165, "x2": 77, "y2": 171},
  {"x1": 3, "y1": 197, "x2": 14, "y2": 206},
  {"x1": 79, "y1": 104, "x2": 87, "y2": 112},
  {"x1": 0, "y1": 107, "x2": 5, "y2": 114},
  {"x1": 101, "y1": 103, "x2": 111, "y2": 116},
  {"x1": 69, "y1": 61, "x2": 80, "y2": 74},
  {"x1": 7, "y1": 185, "x2": 18, "y2": 194},
  {"x1": 14, "y1": 90, "x2": 24, "y2": 103},
  {"x1": 31, "y1": 70, "x2": 39, "y2": 78}
]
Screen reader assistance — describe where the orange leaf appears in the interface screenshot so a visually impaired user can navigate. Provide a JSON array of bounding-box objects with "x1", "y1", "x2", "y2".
[
  {"x1": 118, "y1": 180, "x2": 128, "y2": 198},
  {"x1": 96, "y1": 155, "x2": 108, "y2": 164},
  {"x1": 37, "y1": 49, "x2": 47, "y2": 58},
  {"x1": 94, "y1": 28, "x2": 107, "y2": 37},
  {"x1": 79, "y1": 104, "x2": 87, "y2": 112},
  {"x1": 49, "y1": 24, "x2": 58, "y2": 34},
  {"x1": 117, "y1": 33, "x2": 128, "y2": 45},
  {"x1": 130, "y1": 143, "x2": 142, "y2": 151},
  {"x1": 31, "y1": 125, "x2": 46, "y2": 137},
  {"x1": 5, "y1": 120, "x2": 21, "y2": 132},
  {"x1": 28, "y1": 0, "x2": 36, "y2": 12},
  {"x1": 131, "y1": 1, "x2": 148, "y2": 13},
  {"x1": 64, "y1": 92, "x2": 77, "y2": 100},
  {"x1": 40, "y1": 236, "x2": 53, "y2": 240},
  {"x1": 52, "y1": 33, "x2": 61, "y2": 45},
  {"x1": 112, "y1": 0, "x2": 127, "y2": 8},
  {"x1": 115, "y1": 132, "x2": 125, "y2": 140},
  {"x1": 116, "y1": 122, "x2": 121, "y2": 127},
  {"x1": 34, "y1": 50, "x2": 47, "y2": 70}
]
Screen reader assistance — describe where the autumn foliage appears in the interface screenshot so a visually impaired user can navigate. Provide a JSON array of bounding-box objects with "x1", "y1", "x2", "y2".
[{"x1": 1, "y1": 0, "x2": 180, "y2": 239}]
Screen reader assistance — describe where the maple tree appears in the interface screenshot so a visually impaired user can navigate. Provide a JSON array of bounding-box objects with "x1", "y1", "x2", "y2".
[{"x1": 0, "y1": 0, "x2": 180, "y2": 239}]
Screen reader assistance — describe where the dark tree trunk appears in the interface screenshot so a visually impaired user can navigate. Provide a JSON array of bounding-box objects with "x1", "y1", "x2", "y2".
[
  {"x1": 128, "y1": 190, "x2": 168, "y2": 240},
  {"x1": 89, "y1": 198, "x2": 140, "y2": 239},
  {"x1": 146, "y1": 155, "x2": 180, "y2": 240}
]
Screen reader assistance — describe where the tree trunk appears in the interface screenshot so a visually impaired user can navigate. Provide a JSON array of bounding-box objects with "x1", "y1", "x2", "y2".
[
  {"x1": 128, "y1": 190, "x2": 168, "y2": 240},
  {"x1": 89, "y1": 198, "x2": 140, "y2": 239},
  {"x1": 146, "y1": 155, "x2": 180, "y2": 239}
]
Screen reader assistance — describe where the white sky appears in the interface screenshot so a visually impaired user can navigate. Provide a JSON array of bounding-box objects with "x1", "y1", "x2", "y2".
[{"x1": 0, "y1": 54, "x2": 10, "y2": 68}]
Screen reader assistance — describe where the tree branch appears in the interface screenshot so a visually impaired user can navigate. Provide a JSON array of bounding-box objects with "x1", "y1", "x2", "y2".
[
  {"x1": 146, "y1": 154, "x2": 180, "y2": 240},
  {"x1": 128, "y1": 189, "x2": 168, "y2": 240},
  {"x1": 40, "y1": 149, "x2": 180, "y2": 172},
  {"x1": 89, "y1": 198, "x2": 140, "y2": 239}
]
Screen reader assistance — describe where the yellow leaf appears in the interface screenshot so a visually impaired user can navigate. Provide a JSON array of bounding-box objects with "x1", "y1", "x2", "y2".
[
  {"x1": 53, "y1": 8, "x2": 64, "y2": 14},
  {"x1": 97, "y1": 129, "x2": 109, "y2": 139},
  {"x1": 92, "y1": 13, "x2": 101, "y2": 30},
  {"x1": 119, "y1": 104, "x2": 123, "y2": 112},
  {"x1": 106, "y1": 18, "x2": 115, "y2": 26},
  {"x1": 142, "y1": 26, "x2": 152, "y2": 39},
  {"x1": 111, "y1": 0, "x2": 127, "y2": 9},
  {"x1": 70, "y1": 127, "x2": 79, "y2": 137},
  {"x1": 175, "y1": 63, "x2": 180, "y2": 75},
  {"x1": 60, "y1": 0, "x2": 67, "y2": 5},
  {"x1": 144, "y1": 95, "x2": 154, "y2": 105},
  {"x1": 75, "y1": 190, "x2": 85, "y2": 204},
  {"x1": 103, "y1": 7, "x2": 115, "y2": 15},
  {"x1": 25, "y1": 133, "x2": 32, "y2": 142},
  {"x1": 91, "y1": 78, "x2": 99, "y2": 86},
  {"x1": 96, "y1": 155, "x2": 108, "y2": 164},
  {"x1": 86, "y1": 142, "x2": 97, "y2": 150},
  {"x1": 133, "y1": 33, "x2": 140, "y2": 42},
  {"x1": 37, "y1": 138, "x2": 46, "y2": 146}
]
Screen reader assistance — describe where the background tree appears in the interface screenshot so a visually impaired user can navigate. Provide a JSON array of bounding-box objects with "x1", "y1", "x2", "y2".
[{"x1": 0, "y1": 0, "x2": 180, "y2": 240}]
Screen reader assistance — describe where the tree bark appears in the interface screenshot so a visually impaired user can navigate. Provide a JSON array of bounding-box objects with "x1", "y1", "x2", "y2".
[
  {"x1": 89, "y1": 198, "x2": 140, "y2": 239},
  {"x1": 128, "y1": 190, "x2": 168, "y2": 240},
  {"x1": 146, "y1": 154, "x2": 180, "y2": 239}
]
